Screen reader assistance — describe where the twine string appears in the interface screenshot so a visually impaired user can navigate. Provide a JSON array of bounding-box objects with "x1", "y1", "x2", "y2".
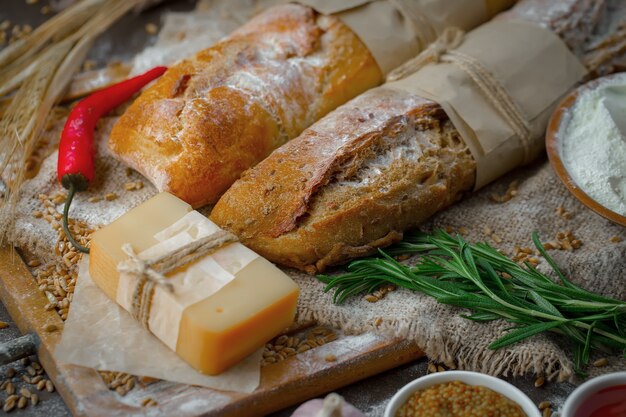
[
  {"x1": 118, "y1": 229, "x2": 239, "y2": 330},
  {"x1": 386, "y1": 27, "x2": 532, "y2": 162},
  {"x1": 387, "y1": 27, "x2": 465, "y2": 82}
]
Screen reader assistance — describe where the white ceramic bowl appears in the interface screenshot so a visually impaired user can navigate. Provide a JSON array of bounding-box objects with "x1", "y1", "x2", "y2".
[
  {"x1": 384, "y1": 371, "x2": 541, "y2": 417},
  {"x1": 560, "y1": 372, "x2": 626, "y2": 417}
]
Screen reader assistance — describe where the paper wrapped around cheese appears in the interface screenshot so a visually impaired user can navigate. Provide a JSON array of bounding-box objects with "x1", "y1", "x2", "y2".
[{"x1": 89, "y1": 192, "x2": 299, "y2": 375}]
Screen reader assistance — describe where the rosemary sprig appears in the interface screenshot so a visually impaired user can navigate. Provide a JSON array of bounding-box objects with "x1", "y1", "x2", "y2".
[{"x1": 318, "y1": 230, "x2": 626, "y2": 371}]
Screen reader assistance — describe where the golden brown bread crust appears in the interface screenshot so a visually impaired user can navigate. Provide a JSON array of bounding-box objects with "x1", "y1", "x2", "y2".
[
  {"x1": 211, "y1": 0, "x2": 626, "y2": 272},
  {"x1": 211, "y1": 88, "x2": 476, "y2": 272},
  {"x1": 108, "y1": 4, "x2": 382, "y2": 208}
]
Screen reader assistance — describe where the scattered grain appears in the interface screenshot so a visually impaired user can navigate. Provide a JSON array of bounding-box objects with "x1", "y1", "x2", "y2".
[
  {"x1": 593, "y1": 358, "x2": 608, "y2": 367},
  {"x1": 19, "y1": 388, "x2": 31, "y2": 398},
  {"x1": 104, "y1": 193, "x2": 118, "y2": 201},
  {"x1": 0, "y1": 321, "x2": 9, "y2": 329},
  {"x1": 87, "y1": 196, "x2": 101, "y2": 203},
  {"x1": 542, "y1": 407, "x2": 552, "y2": 417},
  {"x1": 490, "y1": 180, "x2": 519, "y2": 203},
  {"x1": 45, "y1": 380, "x2": 54, "y2": 392},
  {"x1": 145, "y1": 23, "x2": 158, "y2": 35},
  {"x1": 27, "y1": 259, "x2": 41, "y2": 268},
  {"x1": 6, "y1": 368, "x2": 15, "y2": 378},
  {"x1": 555, "y1": 206, "x2": 573, "y2": 219},
  {"x1": 363, "y1": 294, "x2": 378, "y2": 303},
  {"x1": 17, "y1": 396, "x2": 27, "y2": 409},
  {"x1": 437, "y1": 365, "x2": 446, "y2": 373},
  {"x1": 3, "y1": 396, "x2": 16, "y2": 412},
  {"x1": 31, "y1": 393, "x2": 38, "y2": 406},
  {"x1": 610, "y1": 236, "x2": 622, "y2": 243},
  {"x1": 43, "y1": 323, "x2": 59, "y2": 333},
  {"x1": 427, "y1": 363, "x2": 437, "y2": 374},
  {"x1": 36, "y1": 380, "x2": 45, "y2": 391},
  {"x1": 26, "y1": 366, "x2": 36, "y2": 377},
  {"x1": 538, "y1": 401, "x2": 551, "y2": 410},
  {"x1": 534, "y1": 376, "x2": 545, "y2": 388},
  {"x1": 125, "y1": 378, "x2": 135, "y2": 391},
  {"x1": 6, "y1": 381, "x2": 15, "y2": 394},
  {"x1": 141, "y1": 397, "x2": 158, "y2": 407}
]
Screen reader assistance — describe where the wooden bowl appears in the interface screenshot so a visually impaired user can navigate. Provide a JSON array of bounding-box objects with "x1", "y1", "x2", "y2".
[{"x1": 546, "y1": 74, "x2": 626, "y2": 227}]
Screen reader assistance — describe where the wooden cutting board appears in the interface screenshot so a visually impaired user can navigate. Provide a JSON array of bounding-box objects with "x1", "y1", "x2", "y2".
[{"x1": 0, "y1": 246, "x2": 424, "y2": 416}]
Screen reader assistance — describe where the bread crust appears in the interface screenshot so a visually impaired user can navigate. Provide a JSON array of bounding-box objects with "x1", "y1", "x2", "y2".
[
  {"x1": 211, "y1": 88, "x2": 476, "y2": 272},
  {"x1": 211, "y1": 0, "x2": 626, "y2": 272},
  {"x1": 109, "y1": 4, "x2": 382, "y2": 208}
]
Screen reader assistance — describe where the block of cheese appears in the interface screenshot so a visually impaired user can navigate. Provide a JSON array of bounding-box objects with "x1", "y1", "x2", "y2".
[{"x1": 89, "y1": 192, "x2": 299, "y2": 375}]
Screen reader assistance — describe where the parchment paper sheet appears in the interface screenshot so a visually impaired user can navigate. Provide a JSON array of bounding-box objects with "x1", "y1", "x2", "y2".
[{"x1": 55, "y1": 257, "x2": 263, "y2": 393}]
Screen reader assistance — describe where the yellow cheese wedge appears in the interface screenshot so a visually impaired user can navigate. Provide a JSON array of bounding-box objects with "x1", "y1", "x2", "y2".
[{"x1": 90, "y1": 192, "x2": 299, "y2": 375}]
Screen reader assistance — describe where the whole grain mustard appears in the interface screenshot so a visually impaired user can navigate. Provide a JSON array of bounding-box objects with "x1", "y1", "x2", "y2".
[{"x1": 396, "y1": 381, "x2": 526, "y2": 417}]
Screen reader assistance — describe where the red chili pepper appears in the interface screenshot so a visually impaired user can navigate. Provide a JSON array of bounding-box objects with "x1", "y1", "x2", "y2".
[{"x1": 58, "y1": 66, "x2": 167, "y2": 253}]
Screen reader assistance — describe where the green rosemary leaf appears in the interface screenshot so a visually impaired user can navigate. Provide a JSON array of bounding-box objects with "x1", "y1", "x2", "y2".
[
  {"x1": 583, "y1": 321, "x2": 597, "y2": 364},
  {"x1": 615, "y1": 313, "x2": 626, "y2": 337},
  {"x1": 437, "y1": 294, "x2": 506, "y2": 312},
  {"x1": 489, "y1": 321, "x2": 564, "y2": 349},
  {"x1": 531, "y1": 232, "x2": 573, "y2": 287},
  {"x1": 527, "y1": 290, "x2": 564, "y2": 318},
  {"x1": 462, "y1": 312, "x2": 502, "y2": 322},
  {"x1": 318, "y1": 229, "x2": 626, "y2": 369},
  {"x1": 574, "y1": 345, "x2": 587, "y2": 377}
]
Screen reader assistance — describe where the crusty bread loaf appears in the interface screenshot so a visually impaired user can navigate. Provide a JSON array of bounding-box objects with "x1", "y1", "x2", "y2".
[
  {"x1": 210, "y1": 0, "x2": 626, "y2": 272},
  {"x1": 109, "y1": 4, "x2": 382, "y2": 208}
]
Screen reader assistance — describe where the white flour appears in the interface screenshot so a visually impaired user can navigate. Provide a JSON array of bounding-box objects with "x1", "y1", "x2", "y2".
[{"x1": 560, "y1": 74, "x2": 626, "y2": 216}]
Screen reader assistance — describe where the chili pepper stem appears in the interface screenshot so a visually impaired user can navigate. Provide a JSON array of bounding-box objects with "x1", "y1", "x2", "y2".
[{"x1": 62, "y1": 183, "x2": 90, "y2": 254}]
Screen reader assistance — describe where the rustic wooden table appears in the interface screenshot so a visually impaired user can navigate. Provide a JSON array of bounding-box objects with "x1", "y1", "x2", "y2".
[{"x1": 0, "y1": 1, "x2": 577, "y2": 415}]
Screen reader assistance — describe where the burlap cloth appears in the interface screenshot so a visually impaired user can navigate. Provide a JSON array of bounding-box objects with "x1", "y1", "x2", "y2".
[{"x1": 2, "y1": 1, "x2": 625, "y2": 384}]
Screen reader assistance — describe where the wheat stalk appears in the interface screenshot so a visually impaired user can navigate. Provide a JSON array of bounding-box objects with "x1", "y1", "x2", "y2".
[{"x1": 0, "y1": 0, "x2": 153, "y2": 235}]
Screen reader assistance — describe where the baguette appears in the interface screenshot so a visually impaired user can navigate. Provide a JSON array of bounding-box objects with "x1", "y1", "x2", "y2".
[
  {"x1": 211, "y1": 0, "x2": 626, "y2": 273},
  {"x1": 109, "y1": 4, "x2": 382, "y2": 208}
]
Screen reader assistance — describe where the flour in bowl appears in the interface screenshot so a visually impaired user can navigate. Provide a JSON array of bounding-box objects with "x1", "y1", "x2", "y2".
[{"x1": 560, "y1": 74, "x2": 626, "y2": 216}]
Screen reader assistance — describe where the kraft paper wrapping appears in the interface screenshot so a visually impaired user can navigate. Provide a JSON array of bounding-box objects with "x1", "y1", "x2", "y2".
[
  {"x1": 296, "y1": 0, "x2": 515, "y2": 75},
  {"x1": 55, "y1": 257, "x2": 263, "y2": 392},
  {"x1": 387, "y1": 19, "x2": 588, "y2": 189}
]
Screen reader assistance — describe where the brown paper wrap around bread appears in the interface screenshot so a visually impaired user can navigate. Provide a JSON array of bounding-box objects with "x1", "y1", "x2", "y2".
[
  {"x1": 387, "y1": 20, "x2": 587, "y2": 188},
  {"x1": 297, "y1": 0, "x2": 514, "y2": 75},
  {"x1": 211, "y1": 16, "x2": 592, "y2": 272},
  {"x1": 109, "y1": 0, "x2": 514, "y2": 207}
]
